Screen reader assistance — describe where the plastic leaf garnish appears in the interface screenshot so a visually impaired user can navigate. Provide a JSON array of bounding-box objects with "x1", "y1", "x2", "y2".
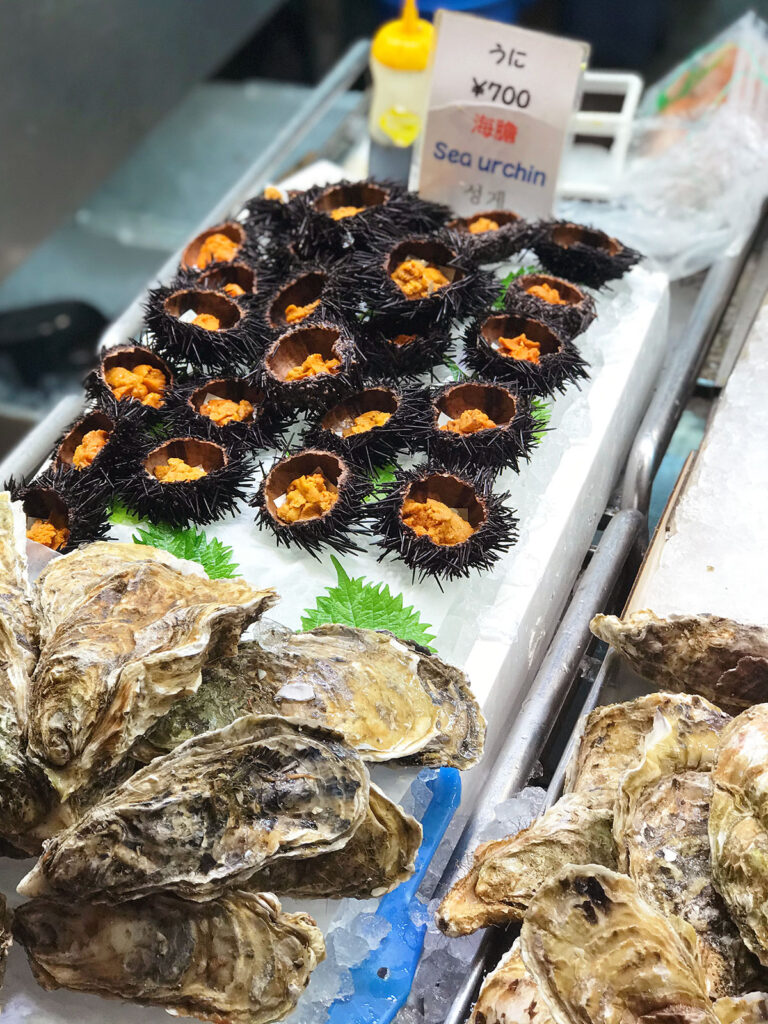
[
  {"x1": 108, "y1": 500, "x2": 142, "y2": 526},
  {"x1": 363, "y1": 463, "x2": 398, "y2": 504},
  {"x1": 531, "y1": 397, "x2": 552, "y2": 443},
  {"x1": 132, "y1": 523, "x2": 240, "y2": 579},
  {"x1": 301, "y1": 555, "x2": 436, "y2": 651},
  {"x1": 492, "y1": 264, "x2": 539, "y2": 309}
]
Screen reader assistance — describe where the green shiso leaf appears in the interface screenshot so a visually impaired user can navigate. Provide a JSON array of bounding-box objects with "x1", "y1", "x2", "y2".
[
  {"x1": 108, "y1": 500, "x2": 142, "y2": 526},
  {"x1": 132, "y1": 523, "x2": 240, "y2": 579},
  {"x1": 301, "y1": 555, "x2": 436, "y2": 651},
  {"x1": 363, "y1": 463, "x2": 398, "y2": 504},
  {"x1": 443, "y1": 355, "x2": 471, "y2": 382},
  {"x1": 531, "y1": 397, "x2": 552, "y2": 443},
  {"x1": 492, "y1": 264, "x2": 539, "y2": 310}
]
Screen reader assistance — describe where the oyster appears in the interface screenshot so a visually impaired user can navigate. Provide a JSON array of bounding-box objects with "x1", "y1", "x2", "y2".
[
  {"x1": 470, "y1": 942, "x2": 554, "y2": 1024},
  {"x1": 714, "y1": 994, "x2": 768, "y2": 1024},
  {"x1": 590, "y1": 611, "x2": 768, "y2": 714},
  {"x1": 14, "y1": 889, "x2": 324, "y2": 1024},
  {"x1": 28, "y1": 557, "x2": 276, "y2": 797},
  {"x1": 437, "y1": 793, "x2": 615, "y2": 936},
  {"x1": 564, "y1": 690, "x2": 729, "y2": 798},
  {"x1": 0, "y1": 605, "x2": 55, "y2": 847},
  {"x1": 137, "y1": 621, "x2": 485, "y2": 769},
  {"x1": 437, "y1": 693, "x2": 723, "y2": 937},
  {"x1": 245, "y1": 782, "x2": 422, "y2": 899},
  {"x1": 710, "y1": 704, "x2": 768, "y2": 966},
  {"x1": 33, "y1": 539, "x2": 208, "y2": 644},
  {"x1": 0, "y1": 491, "x2": 38, "y2": 675},
  {"x1": 19, "y1": 714, "x2": 370, "y2": 902},
  {"x1": 521, "y1": 864, "x2": 718, "y2": 1024},
  {"x1": 614, "y1": 702, "x2": 757, "y2": 997},
  {"x1": 0, "y1": 893, "x2": 10, "y2": 993}
]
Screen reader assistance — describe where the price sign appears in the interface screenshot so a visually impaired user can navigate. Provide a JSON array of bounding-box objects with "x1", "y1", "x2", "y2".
[{"x1": 417, "y1": 12, "x2": 589, "y2": 217}]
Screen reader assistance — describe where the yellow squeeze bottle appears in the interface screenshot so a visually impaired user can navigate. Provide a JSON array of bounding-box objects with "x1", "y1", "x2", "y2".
[{"x1": 368, "y1": 0, "x2": 434, "y2": 183}]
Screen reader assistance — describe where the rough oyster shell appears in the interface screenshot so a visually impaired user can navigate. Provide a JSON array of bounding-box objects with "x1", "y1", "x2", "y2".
[
  {"x1": 470, "y1": 941, "x2": 554, "y2": 1024},
  {"x1": 137, "y1": 620, "x2": 485, "y2": 769},
  {"x1": 714, "y1": 994, "x2": 768, "y2": 1024},
  {"x1": 564, "y1": 690, "x2": 729, "y2": 798},
  {"x1": 28, "y1": 557, "x2": 276, "y2": 797},
  {"x1": 33, "y1": 540, "x2": 207, "y2": 645},
  {"x1": 13, "y1": 890, "x2": 325, "y2": 1024},
  {"x1": 614, "y1": 703, "x2": 759, "y2": 997},
  {"x1": 19, "y1": 714, "x2": 370, "y2": 903},
  {"x1": 437, "y1": 793, "x2": 615, "y2": 936},
  {"x1": 245, "y1": 781, "x2": 422, "y2": 899},
  {"x1": 521, "y1": 864, "x2": 718, "y2": 1024},
  {"x1": 0, "y1": 491, "x2": 39, "y2": 676},
  {"x1": 590, "y1": 610, "x2": 768, "y2": 715},
  {"x1": 710, "y1": 704, "x2": 768, "y2": 966}
]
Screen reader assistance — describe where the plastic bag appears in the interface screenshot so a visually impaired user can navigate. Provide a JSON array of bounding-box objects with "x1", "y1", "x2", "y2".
[{"x1": 558, "y1": 12, "x2": 768, "y2": 280}]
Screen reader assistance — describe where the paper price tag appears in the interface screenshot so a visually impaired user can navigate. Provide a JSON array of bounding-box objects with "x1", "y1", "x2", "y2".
[{"x1": 417, "y1": 12, "x2": 589, "y2": 218}]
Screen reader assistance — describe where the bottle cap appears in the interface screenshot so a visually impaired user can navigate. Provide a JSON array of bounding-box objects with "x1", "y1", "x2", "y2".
[{"x1": 372, "y1": 0, "x2": 433, "y2": 72}]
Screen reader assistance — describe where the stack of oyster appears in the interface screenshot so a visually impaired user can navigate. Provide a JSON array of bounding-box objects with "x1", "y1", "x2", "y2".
[
  {"x1": 439, "y1": 611, "x2": 768, "y2": 1024},
  {"x1": 0, "y1": 492, "x2": 484, "y2": 1022}
]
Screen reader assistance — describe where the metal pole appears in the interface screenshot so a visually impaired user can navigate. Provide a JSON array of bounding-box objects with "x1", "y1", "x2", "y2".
[
  {"x1": 438, "y1": 508, "x2": 644, "y2": 1024},
  {"x1": 100, "y1": 38, "x2": 371, "y2": 351},
  {"x1": 620, "y1": 206, "x2": 767, "y2": 515}
]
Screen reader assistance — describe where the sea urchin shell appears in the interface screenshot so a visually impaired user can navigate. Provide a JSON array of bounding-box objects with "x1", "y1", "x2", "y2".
[
  {"x1": 8, "y1": 467, "x2": 111, "y2": 553},
  {"x1": 531, "y1": 221, "x2": 641, "y2": 288},
  {"x1": 371, "y1": 466, "x2": 518, "y2": 582},
  {"x1": 418, "y1": 380, "x2": 536, "y2": 478},
  {"x1": 251, "y1": 449, "x2": 367, "y2": 557},
  {"x1": 464, "y1": 312, "x2": 589, "y2": 397},
  {"x1": 447, "y1": 210, "x2": 529, "y2": 264},
  {"x1": 116, "y1": 436, "x2": 250, "y2": 527},
  {"x1": 171, "y1": 375, "x2": 282, "y2": 452},
  {"x1": 86, "y1": 345, "x2": 175, "y2": 421},
  {"x1": 180, "y1": 221, "x2": 248, "y2": 272},
  {"x1": 505, "y1": 272, "x2": 597, "y2": 337},
  {"x1": 144, "y1": 286, "x2": 262, "y2": 371},
  {"x1": 303, "y1": 383, "x2": 417, "y2": 470},
  {"x1": 329, "y1": 234, "x2": 496, "y2": 328},
  {"x1": 262, "y1": 322, "x2": 359, "y2": 410}
]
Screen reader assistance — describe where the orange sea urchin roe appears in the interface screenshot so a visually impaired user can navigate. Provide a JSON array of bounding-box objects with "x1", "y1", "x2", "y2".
[
  {"x1": 285, "y1": 298, "x2": 321, "y2": 324},
  {"x1": 342, "y1": 410, "x2": 391, "y2": 437},
  {"x1": 105, "y1": 364, "x2": 166, "y2": 407},
  {"x1": 527, "y1": 282, "x2": 565, "y2": 305},
  {"x1": 72, "y1": 429, "x2": 109, "y2": 469},
  {"x1": 153, "y1": 458, "x2": 207, "y2": 483},
  {"x1": 468, "y1": 217, "x2": 500, "y2": 234},
  {"x1": 402, "y1": 498, "x2": 474, "y2": 546},
  {"x1": 192, "y1": 313, "x2": 221, "y2": 330},
  {"x1": 277, "y1": 473, "x2": 338, "y2": 523},
  {"x1": 285, "y1": 353, "x2": 341, "y2": 382},
  {"x1": 27, "y1": 520, "x2": 69, "y2": 551},
  {"x1": 200, "y1": 397, "x2": 254, "y2": 426},
  {"x1": 196, "y1": 233, "x2": 239, "y2": 269},
  {"x1": 391, "y1": 334, "x2": 416, "y2": 347},
  {"x1": 440, "y1": 409, "x2": 496, "y2": 434},
  {"x1": 263, "y1": 185, "x2": 283, "y2": 200},
  {"x1": 330, "y1": 206, "x2": 364, "y2": 221},
  {"x1": 391, "y1": 259, "x2": 449, "y2": 299},
  {"x1": 498, "y1": 333, "x2": 541, "y2": 363},
  {"x1": 223, "y1": 283, "x2": 246, "y2": 298}
]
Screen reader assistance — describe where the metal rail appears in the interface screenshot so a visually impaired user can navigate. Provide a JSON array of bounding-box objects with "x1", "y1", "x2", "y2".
[
  {"x1": 0, "y1": 393, "x2": 84, "y2": 482},
  {"x1": 100, "y1": 37, "x2": 371, "y2": 351},
  {"x1": 439, "y1": 508, "x2": 644, "y2": 1024},
  {"x1": 620, "y1": 205, "x2": 768, "y2": 516}
]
